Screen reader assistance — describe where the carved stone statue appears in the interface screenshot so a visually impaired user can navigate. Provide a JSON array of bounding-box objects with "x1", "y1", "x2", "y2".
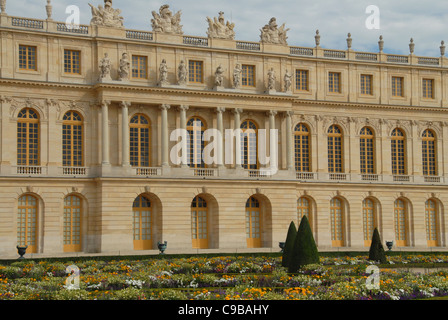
[
  {"x1": 267, "y1": 68, "x2": 276, "y2": 91},
  {"x1": 177, "y1": 60, "x2": 188, "y2": 85},
  {"x1": 89, "y1": 0, "x2": 124, "y2": 28},
  {"x1": 214, "y1": 64, "x2": 225, "y2": 87},
  {"x1": 99, "y1": 53, "x2": 111, "y2": 81},
  {"x1": 118, "y1": 52, "x2": 130, "y2": 81},
  {"x1": 233, "y1": 63, "x2": 242, "y2": 89},
  {"x1": 206, "y1": 11, "x2": 235, "y2": 40},
  {"x1": 284, "y1": 70, "x2": 292, "y2": 92},
  {"x1": 260, "y1": 17, "x2": 289, "y2": 45},
  {"x1": 159, "y1": 59, "x2": 168, "y2": 85},
  {"x1": 151, "y1": 4, "x2": 183, "y2": 34}
]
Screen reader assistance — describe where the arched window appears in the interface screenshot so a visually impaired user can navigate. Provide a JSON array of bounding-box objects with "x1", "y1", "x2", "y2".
[
  {"x1": 360, "y1": 127, "x2": 375, "y2": 174},
  {"x1": 362, "y1": 198, "x2": 377, "y2": 246},
  {"x1": 63, "y1": 111, "x2": 83, "y2": 167},
  {"x1": 130, "y1": 114, "x2": 150, "y2": 167},
  {"x1": 328, "y1": 125, "x2": 343, "y2": 173},
  {"x1": 187, "y1": 117, "x2": 206, "y2": 168},
  {"x1": 294, "y1": 124, "x2": 310, "y2": 172},
  {"x1": 394, "y1": 199, "x2": 408, "y2": 246},
  {"x1": 241, "y1": 120, "x2": 258, "y2": 169},
  {"x1": 17, "y1": 108, "x2": 39, "y2": 166},
  {"x1": 63, "y1": 195, "x2": 82, "y2": 252},
  {"x1": 297, "y1": 197, "x2": 312, "y2": 230},
  {"x1": 391, "y1": 128, "x2": 406, "y2": 175},
  {"x1": 191, "y1": 196, "x2": 208, "y2": 249},
  {"x1": 246, "y1": 196, "x2": 261, "y2": 248},
  {"x1": 330, "y1": 197, "x2": 344, "y2": 247},
  {"x1": 132, "y1": 195, "x2": 152, "y2": 250},
  {"x1": 422, "y1": 129, "x2": 437, "y2": 176},
  {"x1": 425, "y1": 199, "x2": 439, "y2": 247},
  {"x1": 17, "y1": 195, "x2": 38, "y2": 253}
]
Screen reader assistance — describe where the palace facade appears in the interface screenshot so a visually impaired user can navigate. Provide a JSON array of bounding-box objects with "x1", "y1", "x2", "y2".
[{"x1": 1, "y1": 1, "x2": 448, "y2": 258}]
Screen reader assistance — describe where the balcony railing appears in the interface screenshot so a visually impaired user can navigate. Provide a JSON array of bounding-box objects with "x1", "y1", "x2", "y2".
[
  {"x1": 296, "y1": 172, "x2": 316, "y2": 180},
  {"x1": 183, "y1": 36, "x2": 208, "y2": 47},
  {"x1": 57, "y1": 23, "x2": 89, "y2": 35},
  {"x1": 194, "y1": 168, "x2": 217, "y2": 177},
  {"x1": 61, "y1": 167, "x2": 88, "y2": 176},
  {"x1": 15, "y1": 165, "x2": 44, "y2": 175},
  {"x1": 236, "y1": 41, "x2": 261, "y2": 51},
  {"x1": 134, "y1": 167, "x2": 161, "y2": 176},
  {"x1": 11, "y1": 17, "x2": 44, "y2": 29},
  {"x1": 126, "y1": 30, "x2": 153, "y2": 41}
]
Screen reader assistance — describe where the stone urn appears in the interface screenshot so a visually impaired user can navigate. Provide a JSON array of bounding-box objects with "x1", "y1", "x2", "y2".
[
  {"x1": 279, "y1": 242, "x2": 285, "y2": 253},
  {"x1": 385, "y1": 241, "x2": 393, "y2": 251},
  {"x1": 157, "y1": 241, "x2": 167, "y2": 254},
  {"x1": 16, "y1": 245, "x2": 28, "y2": 259}
]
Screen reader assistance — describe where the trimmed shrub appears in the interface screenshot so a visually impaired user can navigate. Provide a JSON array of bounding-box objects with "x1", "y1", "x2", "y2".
[
  {"x1": 368, "y1": 228, "x2": 387, "y2": 264},
  {"x1": 288, "y1": 215, "x2": 319, "y2": 273},
  {"x1": 281, "y1": 221, "x2": 297, "y2": 267}
]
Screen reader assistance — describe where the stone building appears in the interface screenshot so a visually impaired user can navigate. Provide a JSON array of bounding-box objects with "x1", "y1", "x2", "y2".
[{"x1": 1, "y1": 0, "x2": 448, "y2": 258}]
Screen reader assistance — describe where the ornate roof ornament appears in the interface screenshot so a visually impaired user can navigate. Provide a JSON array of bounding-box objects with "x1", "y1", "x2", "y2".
[
  {"x1": 260, "y1": 17, "x2": 289, "y2": 45},
  {"x1": 206, "y1": 11, "x2": 235, "y2": 40},
  {"x1": 89, "y1": 0, "x2": 124, "y2": 28},
  {"x1": 151, "y1": 4, "x2": 183, "y2": 34}
]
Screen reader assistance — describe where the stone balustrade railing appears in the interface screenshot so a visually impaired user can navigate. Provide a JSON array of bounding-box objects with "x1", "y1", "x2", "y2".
[{"x1": 2, "y1": 15, "x2": 447, "y2": 68}]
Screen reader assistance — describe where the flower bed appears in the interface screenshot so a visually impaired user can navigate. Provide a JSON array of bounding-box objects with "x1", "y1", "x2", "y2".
[{"x1": 1, "y1": 254, "x2": 448, "y2": 300}]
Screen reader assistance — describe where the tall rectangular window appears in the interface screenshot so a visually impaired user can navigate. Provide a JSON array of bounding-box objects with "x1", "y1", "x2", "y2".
[
  {"x1": 392, "y1": 77, "x2": 404, "y2": 97},
  {"x1": 188, "y1": 60, "x2": 203, "y2": 83},
  {"x1": 64, "y1": 50, "x2": 81, "y2": 74},
  {"x1": 360, "y1": 74, "x2": 373, "y2": 95},
  {"x1": 132, "y1": 55, "x2": 148, "y2": 79},
  {"x1": 242, "y1": 65, "x2": 255, "y2": 87},
  {"x1": 19, "y1": 45, "x2": 37, "y2": 71},
  {"x1": 328, "y1": 72, "x2": 341, "y2": 93},
  {"x1": 422, "y1": 78, "x2": 434, "y2": 99},
  {"x1": 295, "y1": 69, "x2": 309, "y2": 91}
]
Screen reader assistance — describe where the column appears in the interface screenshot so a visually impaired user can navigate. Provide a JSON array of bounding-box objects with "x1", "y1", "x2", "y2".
[
  {"x1": 160, "y1": 104, "x2": 170, "y2": 167},
  {"x1": 233, "y1": 108, "x2": 242, "y2": 168},
  {"x1": 285, "y1": 111, "x2": 294, "y2": 170},
  {"x1": 101, "y1": 100, "x2": 110, "y2": 166},
  {"x1": 178, "y1": 105, "x2": 189, "y2": 167},
  {"x1": 120, "y1": 101, "x2": 131, "y2": 167},
  {"x1": 268, "y1": 110, "x2": 277, "y2": 171},
  {"x1": 216, "y1": 107, "x2": 225, "y2": 167}
]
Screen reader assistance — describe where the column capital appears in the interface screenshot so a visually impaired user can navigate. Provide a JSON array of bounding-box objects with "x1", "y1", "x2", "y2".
[
  {"x1": 101, "y1": 100, "x2": 111, "y2": 107},
  {"x1": 232, "y1": 108, "x2": 243, "y2": 115},
  {"x1": 216, "y1": 107, "x2": 226, "y2": 113},
  {"x1": 159, "y1": 104, "x2": 170, "y2": 111},
  {"x1": 284, "y1": 110, "x2": 294, "y2": 117},
  {"x1": 120, "y1": 101, "x2": 131, "y2": 108},
  {"x1": 178, "y1": 105, "x2": 189, "y2": 112},
  {"x1": 267, "y1": 110, "x2": 277, "y2": 117}
]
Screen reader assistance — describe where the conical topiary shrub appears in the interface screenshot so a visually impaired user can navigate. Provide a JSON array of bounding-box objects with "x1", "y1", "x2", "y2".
[
  {"x1": 282, "y1": 221, "x2": 297, "y2": 267},
  {"x1": 288, "y1": 215, "x2": 319, "y2": 273},
  {"x1": 368, "y1": 227, "x2": 387, "y2": 264}
]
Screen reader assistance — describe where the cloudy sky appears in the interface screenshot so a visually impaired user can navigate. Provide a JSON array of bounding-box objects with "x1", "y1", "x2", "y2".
[{"x1": 7, "y1": 0, "x2": 448, "y2": 57}]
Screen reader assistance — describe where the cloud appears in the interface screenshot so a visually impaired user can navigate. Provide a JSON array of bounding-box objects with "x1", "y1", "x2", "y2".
[{"x1": 4, "y1": 0, "x2": 448, "y2": 56}]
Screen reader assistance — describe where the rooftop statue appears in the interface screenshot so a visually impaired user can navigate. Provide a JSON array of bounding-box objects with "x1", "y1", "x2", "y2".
[
  {"x1": 260, "y1": 17, "x2": 289, "y2": 45},
  {"x1": 151, "y1": 4, "x2": 183, "y2": 34},
  {"x1": 89, "y1": 0, "x2": 124, "y2": 28},
  {"x1": 206, "y1": 11, "x2": 235, "y2": 40}
]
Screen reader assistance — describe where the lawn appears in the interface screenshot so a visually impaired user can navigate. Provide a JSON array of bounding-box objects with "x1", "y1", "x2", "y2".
[{"x1": 1, "y1": 253, "x2": 448, "y2": 300}]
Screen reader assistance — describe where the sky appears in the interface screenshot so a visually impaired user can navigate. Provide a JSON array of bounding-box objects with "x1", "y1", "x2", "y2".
[{"x1": 6, "y1": 0, "x2": 448, "y2": 57}]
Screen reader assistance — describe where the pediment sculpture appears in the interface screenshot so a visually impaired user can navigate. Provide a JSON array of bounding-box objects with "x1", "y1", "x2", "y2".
[
  {"x1": 260, "y1": 17, "x2": 289, "y2": 45},
  {"x1": 151, "y1": 4, "x2": 183, "y2": 34},
  {"x1": 206, "y1": 11, "x2": 235, "y2": 40},
  {"x1": 89, "y1": 0, "x2": 124, "y2": 28}
]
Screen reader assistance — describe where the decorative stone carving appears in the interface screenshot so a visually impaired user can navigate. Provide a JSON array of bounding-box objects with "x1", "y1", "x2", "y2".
[
  {"x1": 1, "y1": 0, "x2": 6, "y2": 14},
  {"x1": 151, "y1": 4, "x2": 183, "y2": 34},
  {"x1": 206, "y1": 11, "x2": 235, "y2": 40},
  {"x1": 89, "y1": 0, "x2": 124, "y2": 28},
  {"x1": 214, "y1": 64, "x2": 225, "y2": 87},
  {"x1": 267, "y1": 68, "x2": 276, "y2": 91},
  {"x1": 233, "y1": 64, "x2": 241, "y2": 89},
  {"x1": 441, "y1": 41, "x2": 445, "y2": 56},
  {"x1": 46, "y1": 0, "x2": 52, "y2": 20},
  {"x1": 118, "y1": 52, "x2": 130, "y2": 81},
  {"x1": 315, "y1": 30, "x2": 320, "y2": 46},
  {"x1": 346, "y1": 33, "x2": 352, "y2": 49},
  {"x1": 260, "y1": 17, "x2": 289, "y2": 45},
  {"x1": 98, "y1": 53, "x2": 111, "y2": 81},
  {"x1": 378, "y1": 35, "x2": 384, "y2": 52},
  {"x1": 409, "y1": 38, "x2": 415, "y2": 54},
  {"x1": 177, "y1": 60, "x2": 188, "y2": 85},
  {"x1": 159, "y1": 59, "x2": 168, "y2": 86},
  {"x1": 283, "y1": 70, "x2": 292, "y2": 93}
]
